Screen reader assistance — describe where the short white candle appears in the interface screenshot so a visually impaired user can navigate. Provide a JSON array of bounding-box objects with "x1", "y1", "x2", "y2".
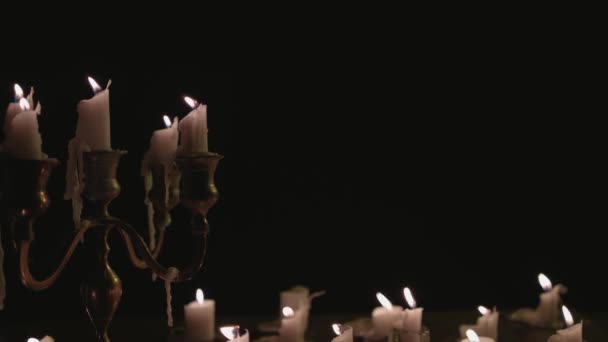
[
  {"x1": 401, "y1": 287, "x2": 423, "y2": 333},
  {"x1": 184, "y1": 289, "x2": 215, "y2": 341},
  {"x1": 547, "y1": 306, "x2": 583, "y2": 342},
  {"x1": 279, "y1": 306, "x2": 305, "y2": 342},
  {"x1": 220, "y1": 326, "x2": 249, "y2": 342},
  {"x1": 460, "y1": 329, "x2": 495, "y2": 342},
  {"x1": 459, "y1": 306, "x2": 499, "y2": 340},
  {"x1": 178, "y1": 96, "x2": 208, "y2": 154},
  {"x1": 372, "y1": 292, "x2": 403, "y2": 337},
  {"x1": 331, "y1": 323, "x2": 353, "y2": 342},
  {"x1": 3, "y1": 85, "x2": 43, "y2": 159},
  {"x1": 512, "y1": 273, "x2": 567, "y2": 327},
  {"x1": 27, "y1": 337, "x2": 55, "y2": 342},
  {"x1": 280, "y1": 285, "x2": 312, "y2": 332}
]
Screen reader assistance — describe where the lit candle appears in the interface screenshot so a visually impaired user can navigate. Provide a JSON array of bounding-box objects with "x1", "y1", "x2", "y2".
[
  {"x1": 178, "y1": 96, "x2": 208, "y2": 154},
  {"x1": 512, "y1": 273, "x2": 567, "y2": 328},
  {"x1": 184, "y1": 289, "x2": 215, "y2": 341},
  {"x1": 331, "y1": 323, "x2": 353, "y2": 342},
  {"x1": 401, "y1": 287, "x2": 423, "y2": 333},
  {"x1": 280, "y1": 285, "x2": 315, "y2": 332},
  {"x1": 547, "y1": 306, "x2": 583, "y2": 342},
  {"x1": 27, "y1": 336, "x2": 55, "y2": 342},
  {"x1": 459, "y1": 306, "x2": 499, "y2": 340},
  {"x1": 3, "y1": 84, "x2": 43, "y2": 159},
  {"x1": 372, "y1": 292, "x2": 403, "y2": 337},
  {"x1": 220, "y1": 326, "x2": 249, "y2": 342},
  {"x1": 65, "y1": 76, "x2": 112, "y2": 228},
  {"x1": 142, "y1": 115, "x2": 179, "y2": 249},
  {"x1": 279, "y1": 306, "x2": 305, "y2": 342},
  {"x1": 460, "y1": 329, "x2": 494, "y2": 342}
]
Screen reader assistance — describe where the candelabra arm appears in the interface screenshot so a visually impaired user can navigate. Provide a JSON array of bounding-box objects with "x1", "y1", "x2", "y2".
[
  {"x1": 108, "y1": 217, "x2": 208, "y2": 282},
  {"x1": 18, "y1": 218, "x2": 90, "y2": 291}
]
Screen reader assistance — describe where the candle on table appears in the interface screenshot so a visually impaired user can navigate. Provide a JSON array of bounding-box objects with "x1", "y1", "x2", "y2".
[
  {"x1": 3, "y1": 85, "x2": 43, "y2": 159},
  {"x1": 184, "y1": 289, "x2": 215, "y2": 341},
  {"x1": 27, "y1": 337, "x2": 54, "y2": 342},
  {"x1": 331, "y1": 323, "x2": 353, "y2": 342},
  {"x1": 279, "y1": 306, "x2": 305, "y2": 342},
  {"x1": 401, "y1": 287, "x2": 423, "y2": 333},
  {"x1": 372, "y1": 292, "x2": 403, "y2": 337},
  {"x1": 220, "y1": 326, "x2": 249, "y2": 342},
  {"x1": 547, "y1": 306, "x2": 583, "y2": 342},
  {"x1": 512, "y1": 273, "x2": 567, "y2": 328},
  {"x1": 460, "y1": 329, "x2": 494, "y2": 342},
  {"x1": 280, "y1": 285, "x2": 316, "y2": 332},
  {"x1": 178, "y1": 96, "x2": 208, "y2": 154},
  {"x1": 459, "y1": 306, "x2": 499, "y2": 340},
  {"x1": 65, "y1": 76, "x2": 112, "y2": 228}
]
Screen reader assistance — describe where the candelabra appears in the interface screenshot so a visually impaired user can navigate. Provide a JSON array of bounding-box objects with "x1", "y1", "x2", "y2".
[{"x1": 0, "y1": 149, "x2": 222, "y2": 341}]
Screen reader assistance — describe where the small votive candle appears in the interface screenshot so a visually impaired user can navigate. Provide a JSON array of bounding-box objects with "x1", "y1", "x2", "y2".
[
  {"x1": 461, "y1": 329, "x2": 494, "y2": 342},
  {"x1": 331, "y1": 323, "x2": 354, "y2": 342},
  {"x1": 220, "y1": 326, "x2": 249, "y2": 342},
  {"x1": 184, "y1": 289, "x2": 215, "y2": 341}
]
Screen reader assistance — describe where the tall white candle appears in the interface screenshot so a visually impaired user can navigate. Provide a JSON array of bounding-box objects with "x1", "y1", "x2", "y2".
[
  {"x1": 331, "y1": 324, "x2": 353, "y2": 342},
  {"x1": 372, "y1": 292, "x2": 403, "y2": 337},
  {"x1": 279, "y1": 306, "x2": 306, "y2": 342},
  {"x1": 184, "y1": 289, "x2": 216, "y2": 341},
  {"x1": 547, "y1": 306, "x2": 583, "y2": 342},
  {"x1": 220, "y1": 326, "x2": 249, "y2": 342},
  {"x1": 3, "y1": 85, "x2": 43, "y2": 159},
  {"x1": 65, "y1": 77, "x2": 112, "y2": 228},
  {"x1": 459, "y1": 306, "x2": 499, "y2": 340},
  {"x1": 460, "y1": 329, "x2": 495, "y2": 342},
  {"x1": 178, "y1": 96, "x2": 208, "y2": 154}
]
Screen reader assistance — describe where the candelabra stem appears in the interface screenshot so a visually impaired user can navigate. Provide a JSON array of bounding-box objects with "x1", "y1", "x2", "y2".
[{"x1": 81, "y1": 225, "x2": 122, "y2": 342}]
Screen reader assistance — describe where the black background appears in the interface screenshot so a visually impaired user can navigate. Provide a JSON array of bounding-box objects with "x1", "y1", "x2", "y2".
[{"x1": 0, "y1": 23, "x2": 604, "y2": 330}]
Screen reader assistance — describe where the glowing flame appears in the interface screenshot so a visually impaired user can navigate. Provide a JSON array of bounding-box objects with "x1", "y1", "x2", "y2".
[
  {"x1": 562, "y1": 305, "x2": 574, "y2": 327},
  {"x1": 478, "y1": 306, "x2": 490, "y2": 316},
  {"x1": 27, "y1": 339, "x2": 40, "y2": 342},
  {"x1": 220, "y1": 326, "x2": 240, "y2": 340},
  {"x1": 184, "y1": 96, "x2": 198, "y2": 108},
  {"x1": 196, "y1": 289, "x2": 204, "y2": 304},
  {"x1": 403, "y1": 287, "x2": 417, "y2": 309},
  {"x1": 163, "y1": 115, "x2": 172, "y2": 128},
  {"x1": 282, "y1": 306, "x2": 295, "y2": 317},
  {"x1": 465, "y1": 329, "x2": 480, "y2": 342},
  {"x1": 538, "y1": 273, "x2": 553, "y2": 291},
  {"x1": 88, "y1": 76, "x2": 102, "y2": 94},
  {"x1": 19, "y1": 98, "x2": 30, "y2": 111},
  {"x1": 14, "y1": 84, "x2": 24, "y2": 100},
  {"x1": 332, "y1": 323, "x2": 342, "y2": 336},
  {"x1": 376, "y1": 292, "x2": 393, "y2": 310}
]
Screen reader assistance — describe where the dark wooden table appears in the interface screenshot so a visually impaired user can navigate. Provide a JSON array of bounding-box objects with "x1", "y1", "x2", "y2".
[{"x1": 1, "y1": 311, "x2": 606, "y2": 341}]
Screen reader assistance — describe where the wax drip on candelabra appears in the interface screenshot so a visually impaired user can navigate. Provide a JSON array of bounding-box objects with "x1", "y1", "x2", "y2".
[{"x1": 164, "y1": 267, "x2": 179, "y2": 327}]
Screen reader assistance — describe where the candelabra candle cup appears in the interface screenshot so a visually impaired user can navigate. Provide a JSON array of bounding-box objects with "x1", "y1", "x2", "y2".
[
  {"x1": 176, "y1": 152, "x2": 223, "y2": 216},
  {"x1": 80, "y1": 150, "x2": 127, "y2": 219},
  {"x1": 392, "y1": 324, "x2": 430, "y2": 342}
]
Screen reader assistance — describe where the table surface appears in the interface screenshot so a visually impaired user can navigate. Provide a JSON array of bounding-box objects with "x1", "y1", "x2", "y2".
[{"x1": 0, "y1": 311, "x2": 606, "y2": 341}]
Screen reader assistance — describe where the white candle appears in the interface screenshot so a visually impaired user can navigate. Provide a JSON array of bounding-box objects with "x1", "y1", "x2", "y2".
[
  {"x1": 547, "y1": 306, "x2": 583, "y2": 342},
  {"x1": 65, "y1": 77, "x2": 112, "y2": 228},
  {"x1": 3, "y1": 85, "x2": 43, "y2": 159},
  {"x1": 372, "y1": 292, "x2": 403, "y2": 337},
  {"x1": 178, "y1": 96, "x2": 208, "y2": 154},
  {"x1": 27, "y1": 337, "x2": 55, "y2": 342},
  {"x1": 331, "y1": 323, "x2": 353, "y2": 342},
  {"x1": 184, "y1": 289, "x2": 215, "y2": 341},
  {"x1": 220, "y1": 326, "x2": 249, "y2": 342},
  {"x1": 459, "y1": 306, "x2": 499, "y2": 340},
  {"x1": 279, "y1": 306, "x2": 306, "y2": 342},
  {"x1": 512, "y1": 273, "x2": 567, "y2": 327},
  {"x1": 401, "y1": 287, "x2": 423, "y2": 333},
  {"x1": 460, "y1": 329, "x2": 495, "y2": 342},
  {"x1": 280, "y1": 286, "x2": 310, "y2": 311}
]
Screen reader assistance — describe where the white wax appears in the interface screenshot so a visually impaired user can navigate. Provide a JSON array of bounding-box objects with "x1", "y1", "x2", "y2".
[
  {"x1": 538, "y1": 285, "x2": 566, "y2": 326},
  {"x1": 280, "y1": 286, "x2": 310, "y2": 311},
  {"x1": 147, "y1": 117, "x2": 179, "y2": 165},
  {"x1": 279, "y1": 308, "x2": 307, "y2": 342},
  {"x1": 331, "y1": 326, "x2": 354, "y2": 342},
  {"x1": 5, "y1": 110, "x2": 43, "y2": 159},
  {"x1": 460, "y1": 337, "x2": 494, "y2": 342},
  {"x1": 184, "y1": 299, "x2": 216, "y2": 341},
  {"x1": 459, "y1": 311, "x2": 499, "y2": 339},
  {"x1": 547, "y1": 323, "x2": 583, "y2": 342},
  {"x1": 402, "y1": 307, "x2": 424, "y2": 333},
  {"x1": 372, "y1": 305, "x2": 403, "y2": 337},
  {"x1": 178, "y1": 103, "x2": 208, "y2": 154},
  {"x1": 40, "y1": 336, "x2": 55, "y2": 342}
]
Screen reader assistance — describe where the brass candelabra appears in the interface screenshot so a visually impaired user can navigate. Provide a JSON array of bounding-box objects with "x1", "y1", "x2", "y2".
[{"x1": 0, "y1": 150, "x2": 222, "y2": 341}]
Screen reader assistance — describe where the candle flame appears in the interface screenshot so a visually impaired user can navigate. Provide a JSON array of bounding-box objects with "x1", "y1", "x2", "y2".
[
  {"x1": 282, "y1": 306, "x2": 295, "y2": 317},
  {"x1": 478, "y1": 306, "x2": 490, "y2": 316},
  {"x1": 562, "y1": 305, "x2": 574, "y2": 327},
  {"x1": 88, "y1": 76, "x2": 102, "y2": 94},
  {"x1": 14, "y1": 83, "x2": 24, "y2": 100},
  {"x1": 376, "y1": 292, "x2": 393, "y2": 310},
  {"x1": 19, "y1": 98, "x2": 30, "y2": 111},
  {"x1": 403, "y1": 287, "x2": 417, "y2": 309},
  {"x1": 538, "y1": 273, "x2": 553, "y2": 291},
  {"x1": 163, "y1": 115, "x2": 172, "y2": 128},
  {"x1": 196, "y1": 289, "x2": 204, "y2": 304},
  {"x1": 332, "y1": 323, "x2": 343, "y2": 336},
  {"x1": 27, "y1": 339, "x2": 40, "y2": 342},
  {"x1": 220, "y1": 326, "x2": 240, "y2": 340},
  {"x1": 465, "y1": 329, "x2": 480, "y2": 342},
  {"x1": 184, "y1": 96, "x2": 198, "y2": 109}
]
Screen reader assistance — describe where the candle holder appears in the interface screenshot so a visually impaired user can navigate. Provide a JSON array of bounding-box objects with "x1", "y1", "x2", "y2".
[{"x1": 0, "y1": 150, "x2": 223, "y2": 342}]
